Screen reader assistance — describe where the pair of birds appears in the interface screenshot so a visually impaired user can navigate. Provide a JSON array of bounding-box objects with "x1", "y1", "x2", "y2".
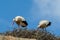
[{"x1": 12, "y1": 16, "x2": 51, "y2": 30}]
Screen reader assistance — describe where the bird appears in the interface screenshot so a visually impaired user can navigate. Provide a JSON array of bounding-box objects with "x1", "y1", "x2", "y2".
[
  {"x1": 12, "y1": 16, "x2": 28, "y2": 30},
  {"x1": 36, "y1": 20, "x2": 51, "y2": 38},
  {"x1": 37, "y1": 20, "x2": 51, "y2": 31}
]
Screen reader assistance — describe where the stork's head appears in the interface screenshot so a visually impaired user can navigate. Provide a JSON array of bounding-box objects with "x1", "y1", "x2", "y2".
[{"x1": 47, "y1": 21, "x2": 51, "y2": 26}]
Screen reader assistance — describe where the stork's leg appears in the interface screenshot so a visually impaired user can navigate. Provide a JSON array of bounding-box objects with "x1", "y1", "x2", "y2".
[
  {"x1": 37, "y1": 28, "x2": 39, "y2": 31},
  {"x1": 40, "y1": 28, "x2": 44, "y2": 32},
  {"x1": 24, "y1": 27, "x2": 27, "y2": 30},
  {"x1": 17, "y1": 25, "x2": 21, "y2": 32},
  {"x1": 45, "y1": 28, "x2": 46, "y2": 31},
  {"x1": 44, "y1": 28, "x2": 47, "y2": 33},
  {"x1": 14, "y1": 25, "x2": 20, "y2": 37},
  {"x1": 42, "y1": 28, "x2": 46, "y2": 33}
]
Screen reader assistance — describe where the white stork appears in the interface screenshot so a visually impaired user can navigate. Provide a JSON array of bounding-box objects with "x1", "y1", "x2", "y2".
[
  {"x1": 36, "y1": 20, "x2": 51, "y2": 38},
  {"x1": 12, "y1": 16, "x2": 28, "y2": 30},
  {"x1": 37, "y1": 20, "x2": 51, "y2": 31}
]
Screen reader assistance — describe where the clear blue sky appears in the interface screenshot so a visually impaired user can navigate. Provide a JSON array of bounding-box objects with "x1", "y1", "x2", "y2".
[{"x1": 0, "y1": 0, "x2": 60, "y2": 36}]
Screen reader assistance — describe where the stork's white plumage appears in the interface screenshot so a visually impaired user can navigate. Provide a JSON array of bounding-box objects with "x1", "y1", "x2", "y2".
[
  {"x1": 12, "y1": 16, "x2": 28, "y2": 27},
  {"x1": 36, "y1": 20, "x2": 51, "y2": 38},
  {"x1": 37, "y1": 20, "x2": 51, "y2": 29},
  {"x1": 13, "y1": 16, "x2": 25, "y2": 21}
]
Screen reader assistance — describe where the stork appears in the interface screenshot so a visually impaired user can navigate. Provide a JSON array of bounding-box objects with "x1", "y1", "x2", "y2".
[
  {"x1": 12, "y1": 16, "x2": 28, "y2": 30},
  {"x1": 37, "y1": 20, "x2": 51, "y2": 31}
]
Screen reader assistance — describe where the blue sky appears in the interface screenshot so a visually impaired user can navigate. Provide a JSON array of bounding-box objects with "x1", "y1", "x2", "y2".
[{"x1": 0, "y1": 0, "x2": 60, "y2": 36}]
